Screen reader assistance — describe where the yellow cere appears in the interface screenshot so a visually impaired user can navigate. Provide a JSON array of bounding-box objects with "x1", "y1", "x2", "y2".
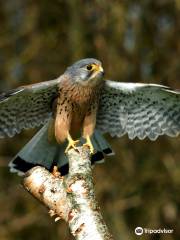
[{"x1": 91, "y1": 64, "x2": 103, "y2": 72}]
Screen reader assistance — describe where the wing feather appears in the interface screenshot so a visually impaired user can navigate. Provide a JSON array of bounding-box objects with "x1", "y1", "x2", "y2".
[
  {"x1": 96, "y1": 80, "x2": 180, "y2": 140},
  {"x1": 0, "y1": 79, "x2": 61, "y2": 138}
]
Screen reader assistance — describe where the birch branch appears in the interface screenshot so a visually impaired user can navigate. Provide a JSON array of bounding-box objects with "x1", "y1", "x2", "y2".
[{"x1": 23, "y1": 146, "x2": 113, "y2": 240}]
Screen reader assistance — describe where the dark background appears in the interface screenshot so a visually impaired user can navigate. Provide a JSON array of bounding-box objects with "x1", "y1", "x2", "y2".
[{"x1": 0, "y1": 1, "x2": 180, "y2": 239}]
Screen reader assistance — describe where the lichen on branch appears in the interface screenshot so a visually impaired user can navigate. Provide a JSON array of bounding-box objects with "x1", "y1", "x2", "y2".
[{"x1": 23, "y1": 147, "x2": 113, "y2": 240}]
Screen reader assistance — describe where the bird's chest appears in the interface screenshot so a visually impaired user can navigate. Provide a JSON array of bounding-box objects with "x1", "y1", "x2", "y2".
[
  {"x1": 59, "y1": 84, "x2": 95, "y2": 116},
  {"x1": 54, "y1": 80, "x2": 102, "y2": 141},
  {"x1": 58, "y1": 84, "x2": 97, "y2": 136}
]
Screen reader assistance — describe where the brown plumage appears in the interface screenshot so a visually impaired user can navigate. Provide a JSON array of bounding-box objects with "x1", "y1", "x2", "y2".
[
  {"x1": 1, "y1": 59, "x2": 113, "y2": 175},
  {"x1": 54, "y1": 75, "x2": 103, "y2": 146},
  {"x1": 2, "y1": 58, "x2": 180, "y2": 176}
]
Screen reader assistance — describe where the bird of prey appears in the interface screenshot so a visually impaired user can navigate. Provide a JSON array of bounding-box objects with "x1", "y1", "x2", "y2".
[{"x1": 0, "y1": 58, "x2": 180, "y2": 175}]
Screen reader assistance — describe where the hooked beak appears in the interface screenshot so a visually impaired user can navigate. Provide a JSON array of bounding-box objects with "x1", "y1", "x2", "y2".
[
  {"x1": 98, "y1": 65, "x2": 105, "y2": 76},
  {"x1": 93, "y1": 64, "x2": 105, "y2": 77}
]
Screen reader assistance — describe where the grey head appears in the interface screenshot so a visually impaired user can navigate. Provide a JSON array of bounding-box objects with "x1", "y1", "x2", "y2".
[{"x1": 64, "y1": 58, "x2": 104, "y2": 85}]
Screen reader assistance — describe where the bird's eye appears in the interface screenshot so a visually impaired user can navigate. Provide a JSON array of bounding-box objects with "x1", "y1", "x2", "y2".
[{"x1": 86, "y1": 64, "x2": 93, "y2": 71}]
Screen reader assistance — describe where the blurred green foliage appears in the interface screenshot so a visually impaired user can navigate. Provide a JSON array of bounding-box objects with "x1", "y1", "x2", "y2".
[{"x1": 0, "y1": 0, "x2": 180, "y2": 239}]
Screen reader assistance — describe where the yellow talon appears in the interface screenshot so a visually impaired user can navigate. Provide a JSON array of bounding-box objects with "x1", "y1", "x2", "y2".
[
  {"x1": 83, "y1": 136, "x2": 95, "y2": 154},
  {"x1": 65, "y1": 134, "x2": 80, "y2": 153}
]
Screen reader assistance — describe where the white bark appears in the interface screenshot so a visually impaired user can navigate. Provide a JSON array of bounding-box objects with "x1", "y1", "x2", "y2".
[{"x1": 23, "y1": 147, "x2": 113, "y2": 240}]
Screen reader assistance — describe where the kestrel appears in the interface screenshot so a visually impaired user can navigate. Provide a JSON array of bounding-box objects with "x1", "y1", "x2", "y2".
[{"x1": 0, "y1": 58, "x2": 180, "y2": 175}]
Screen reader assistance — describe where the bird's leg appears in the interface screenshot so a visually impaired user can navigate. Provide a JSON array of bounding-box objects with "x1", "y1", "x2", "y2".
[
  {"x1": 83, "y1": 135, "x2": 95, "y2": 154},
  {"x1": 65, "y1": 133, "x2": 80, "y2": 153}
]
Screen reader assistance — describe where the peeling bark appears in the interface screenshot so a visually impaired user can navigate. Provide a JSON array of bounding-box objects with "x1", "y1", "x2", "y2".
[{"x1": 23, "y1": 147, "x2": 113, "y2": 240}]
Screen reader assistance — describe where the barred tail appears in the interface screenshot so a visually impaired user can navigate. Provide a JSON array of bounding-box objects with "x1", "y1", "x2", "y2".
[
  {"x1": 91, "y1": 130, "x2": 114, "y2": 163},
  {"x1": 8, "y1": 121, "x2": 68, "y2": 175},
  {"x1": 9, "y1": 123, "x2": 114, "y2": 176}
]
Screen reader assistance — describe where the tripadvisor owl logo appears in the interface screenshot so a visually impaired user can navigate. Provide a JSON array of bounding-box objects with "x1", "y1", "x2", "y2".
[{"x1": 135, "y1": 227, "x2": 143, "y2": 235}]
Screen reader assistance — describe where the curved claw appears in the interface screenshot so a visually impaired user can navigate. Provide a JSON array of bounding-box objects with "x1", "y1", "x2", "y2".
[
  {"x1": 83, "y1": 136, "x2": 95, "y2": 154},
  {"x1": 65, "y1": 134, "x2": 80, "y2": 153}
]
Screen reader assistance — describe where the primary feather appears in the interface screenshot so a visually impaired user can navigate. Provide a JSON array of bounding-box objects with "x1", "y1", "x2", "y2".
[
  {"x1": 96, "y1": 81, "x2": 180, "y2": 140},
  {"x1": 0, "y1": 79, "x2": 60, "y2": 138}
]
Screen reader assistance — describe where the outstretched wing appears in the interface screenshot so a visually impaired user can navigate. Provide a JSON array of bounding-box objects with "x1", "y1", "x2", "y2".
[
  {"x1": 96, "y1": 81, "x2": 180, "y2": 140},
  {"x1": 0, "y1": 79, "x2": 61, "y2": 138}
]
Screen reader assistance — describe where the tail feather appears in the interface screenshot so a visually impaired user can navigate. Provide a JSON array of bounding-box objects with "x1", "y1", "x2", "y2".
[
  {"x1": 9, "y1": 121, "x2": 68, "y2": 175},
  {"x1": 9, "y1": 122, "x2": 113, "y2": 176},
  {"x1": 92, "y1": 130, "x2": 114, "y2": 156}
]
